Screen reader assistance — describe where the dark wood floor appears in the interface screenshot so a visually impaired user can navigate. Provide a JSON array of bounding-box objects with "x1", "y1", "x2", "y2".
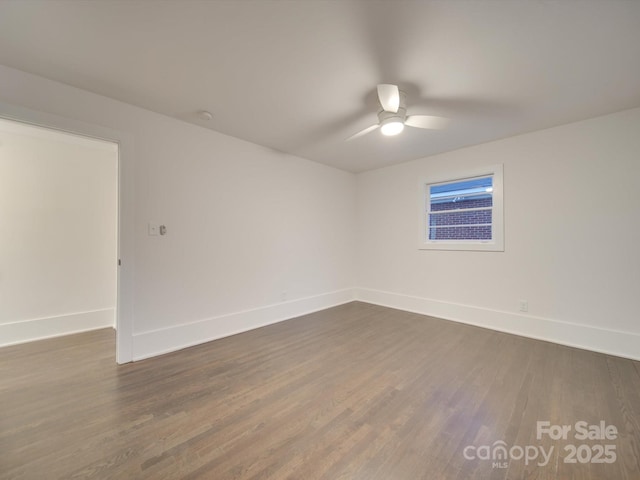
[{"x1": 1, "y1": 302, "x2": 639, "y2": 479}]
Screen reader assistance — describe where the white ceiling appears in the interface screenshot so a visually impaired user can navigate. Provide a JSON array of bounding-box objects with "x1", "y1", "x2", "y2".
[{"x1": 1, "y1": 0, "x2": 639, "y2": 173}]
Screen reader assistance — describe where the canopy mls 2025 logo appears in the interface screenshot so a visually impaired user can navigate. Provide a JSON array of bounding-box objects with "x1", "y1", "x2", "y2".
[{"x1": 463, "y1": 420, "x2": 618, "y2": 469}]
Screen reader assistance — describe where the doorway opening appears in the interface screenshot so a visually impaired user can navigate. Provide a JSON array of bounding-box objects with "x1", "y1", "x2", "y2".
[{"x1": 0, "y1": 117, "x2": 120, "y2": 356}]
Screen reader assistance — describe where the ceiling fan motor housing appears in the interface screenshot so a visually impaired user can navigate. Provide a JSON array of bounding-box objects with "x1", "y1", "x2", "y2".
[{"x1": 378, "y1": 107, "x2": 407, "y2": 125}]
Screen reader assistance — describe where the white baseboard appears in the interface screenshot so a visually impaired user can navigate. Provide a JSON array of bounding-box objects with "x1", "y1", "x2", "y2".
[
  {"x1": 355, "y1": 288, "x2": 640, "y2": 361},
  {"x1": 0, "y1": 308, "x2": 115, "y2": 347},
  {"x1": 131, "y1": 288, "x2": 356, "y2": 361}
]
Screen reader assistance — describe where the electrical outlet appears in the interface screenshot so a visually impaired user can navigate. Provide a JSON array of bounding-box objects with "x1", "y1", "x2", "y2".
[
  {"x1": 519, "y1": 300, "x2": 529, "y2": 312},
  {"x1": 280, "y1": 291, "x2": 287, "y2": 302}
]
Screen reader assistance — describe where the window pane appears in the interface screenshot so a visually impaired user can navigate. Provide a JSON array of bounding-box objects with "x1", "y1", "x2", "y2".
[
  {"x1": 429, "y1": 176, "x2": 493, "y2": 211},
  {"x1": 428, "y1": 175, "x2": 494, "y2": 241},
  {"x1": 430, "y1": 176, "x2": 493, "y2": 197}
]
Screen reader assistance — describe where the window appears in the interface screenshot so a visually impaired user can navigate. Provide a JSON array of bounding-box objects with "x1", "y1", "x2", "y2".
[{"x1": 420, "y1": 165, "x2": 504, "y2": 251}]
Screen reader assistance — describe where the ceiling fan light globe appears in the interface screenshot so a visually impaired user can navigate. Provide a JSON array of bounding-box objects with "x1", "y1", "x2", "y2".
[{"x1": 380, "y1": 121, "x2": 404, "y2": 136}]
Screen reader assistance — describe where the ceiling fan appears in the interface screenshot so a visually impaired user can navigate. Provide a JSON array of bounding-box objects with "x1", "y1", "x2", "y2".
[{"x1": 347, "y1": 84, "x2": 449, "y2": 140}]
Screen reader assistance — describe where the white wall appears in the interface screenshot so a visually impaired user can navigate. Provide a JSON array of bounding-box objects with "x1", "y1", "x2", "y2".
[
  {"x1": 356, "y1": 107, "x2": 640, "y2": 360},
  {"x1": 0, "y1": 119, "x2": 118, "y2": 345},
  {"x1": 0, "y1": 64, "x2": 356, "y2": 360}
]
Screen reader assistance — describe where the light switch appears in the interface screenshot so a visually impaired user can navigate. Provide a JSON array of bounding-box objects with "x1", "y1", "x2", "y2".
[{"x1": 148, "y1": 222, "x2": 159, "y2": 236}]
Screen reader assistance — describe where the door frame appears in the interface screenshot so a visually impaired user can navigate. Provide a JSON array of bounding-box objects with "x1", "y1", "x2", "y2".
[{"x1": 0, "y1": 101, "x2": 134, "y2": 363}]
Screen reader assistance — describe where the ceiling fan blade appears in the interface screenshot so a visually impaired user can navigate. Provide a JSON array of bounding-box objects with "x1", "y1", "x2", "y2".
[
  {"x1": 377, "y1": 84, "x2": 400, "y2": 113},
  {"x1": 405, "y1": 115, "x2": 449, "y2": 130},
  {"x1": 346, "y1": 124, "x2": 379, "y2": 141}
]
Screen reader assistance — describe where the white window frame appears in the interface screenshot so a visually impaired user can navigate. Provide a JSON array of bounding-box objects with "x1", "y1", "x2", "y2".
[{"x1": 419, "y1": 164, "x2": 504, "y2": 251}]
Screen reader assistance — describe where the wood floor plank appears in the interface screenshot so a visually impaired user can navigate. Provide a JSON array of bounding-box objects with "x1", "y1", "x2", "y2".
[{"x1": 1, "y1": 302, "x2": 639, "y2": 479}]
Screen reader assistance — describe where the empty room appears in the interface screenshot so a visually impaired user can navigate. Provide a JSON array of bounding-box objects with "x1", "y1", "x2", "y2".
[{"x1": 1, "y1": 1, "x2": 639, "y2": 479}]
